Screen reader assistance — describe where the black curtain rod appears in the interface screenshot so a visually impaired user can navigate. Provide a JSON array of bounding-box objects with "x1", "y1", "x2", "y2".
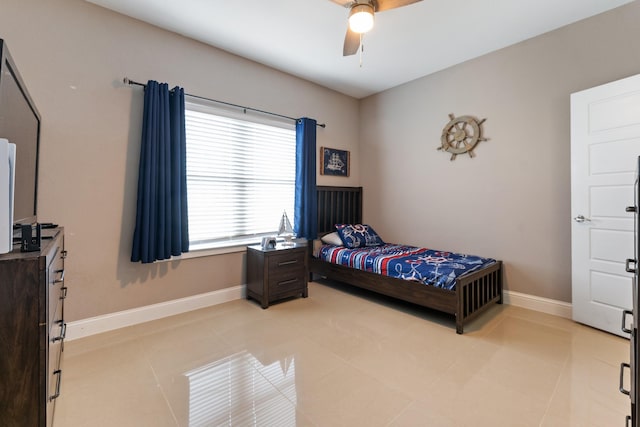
[{"x1": 123, "y1": 77, "x2": 326, "y2": 128}]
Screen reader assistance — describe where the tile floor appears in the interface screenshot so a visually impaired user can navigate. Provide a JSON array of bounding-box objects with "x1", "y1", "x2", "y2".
[{"x1": 55, "y1": 280, "x2": 630, "y2": 427}]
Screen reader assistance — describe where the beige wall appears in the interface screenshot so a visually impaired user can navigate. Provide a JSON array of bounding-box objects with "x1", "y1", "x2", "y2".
[
  {"x1": 3, "y1": 0, "x2": 638, "y2": 320},
  {"x1": 360, "y1": 1, "x2": 640, "y2": 303},
  {"x1": 0, "y1": 0, "x2": 360, "y2": 321}
]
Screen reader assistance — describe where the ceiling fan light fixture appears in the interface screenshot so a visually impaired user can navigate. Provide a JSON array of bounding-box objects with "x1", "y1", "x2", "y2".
[{"x1": 348, "y1": 3, "x2": 374, "y2": 34}]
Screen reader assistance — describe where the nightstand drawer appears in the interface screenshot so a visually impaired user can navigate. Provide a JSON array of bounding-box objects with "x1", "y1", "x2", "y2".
[
  {"x1": 268, "y1": 267, "x2": 306, "y2": 293},
  {"x1": 267, "y1": 249, "x2": 305, "y2": 272}
]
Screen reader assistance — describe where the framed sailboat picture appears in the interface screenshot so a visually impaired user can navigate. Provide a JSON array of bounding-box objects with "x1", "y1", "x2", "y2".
[{"x1": 320, "y1": 147, "x2": 350, "y2": 177}]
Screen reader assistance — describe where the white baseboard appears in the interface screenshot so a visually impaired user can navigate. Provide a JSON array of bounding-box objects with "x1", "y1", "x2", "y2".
[
  {"x1": 66, "y1": 285, "x2": 245, "y2": 341},
  {"x1": 503, "y1": 290, "x2": 572, "y2": 319},
  {"x1": 66, "y1": 286, "x2": 571, "y2": 341}
]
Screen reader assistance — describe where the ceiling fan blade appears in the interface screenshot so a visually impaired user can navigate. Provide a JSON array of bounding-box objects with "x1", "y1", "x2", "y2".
[
  {"x1": 374, "y1": 0, "x2": 422, "y2": 12},
  {"x1": 330, "y1": 0, "x2": 354, "y2": 7},
  {"x1": 343, "y1": 28, "x2": 360, "y2": 56}
]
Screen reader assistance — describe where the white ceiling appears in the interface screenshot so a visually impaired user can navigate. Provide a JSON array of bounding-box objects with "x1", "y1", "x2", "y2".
[{"x1": 86, "y1": 0, "x2": 633, "y2": 99}]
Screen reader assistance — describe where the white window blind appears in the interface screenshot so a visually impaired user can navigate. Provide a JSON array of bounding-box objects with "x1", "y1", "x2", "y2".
[{"x1": 185, "y1": 103, "x2": 296, "y2": 250}]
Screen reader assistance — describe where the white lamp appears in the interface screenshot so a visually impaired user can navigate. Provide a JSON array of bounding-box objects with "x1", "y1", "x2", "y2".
[{"x1": 349, "y1": 3, "x2": 374, "y2": 34}]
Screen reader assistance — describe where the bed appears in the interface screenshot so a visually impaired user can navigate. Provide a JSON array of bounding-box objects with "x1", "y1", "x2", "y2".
[{"x1": 308, "y1": 186, "x2": 503, "y2": 334}]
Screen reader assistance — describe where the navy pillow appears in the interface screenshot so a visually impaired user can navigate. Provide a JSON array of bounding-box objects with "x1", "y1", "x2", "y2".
[{"x1": 335, "y1": 224, "x2": 385, "y2": 248}]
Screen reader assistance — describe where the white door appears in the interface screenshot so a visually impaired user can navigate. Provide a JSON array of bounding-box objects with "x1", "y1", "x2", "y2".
[{"x1": 571, "y1": 74, "x2": 640, "y2": 337}]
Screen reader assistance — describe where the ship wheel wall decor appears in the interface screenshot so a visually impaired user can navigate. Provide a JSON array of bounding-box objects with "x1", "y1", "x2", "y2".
[{"x1": 437, "y1": 113, "x2": 488, "y2": 161}]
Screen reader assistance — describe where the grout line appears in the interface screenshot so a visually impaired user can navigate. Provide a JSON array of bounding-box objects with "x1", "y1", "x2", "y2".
[
  {"x1": 539, "y1": 346, "x2": 572, "y2": 425},
  {"x1": 144, "y1": 347, "x2": 181, "y2": 427},
  {"x1": 384, "y1": 398, "x2": 417, "y2": 427}
]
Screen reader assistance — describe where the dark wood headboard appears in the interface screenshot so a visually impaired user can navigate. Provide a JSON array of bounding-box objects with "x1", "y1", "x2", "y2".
[{"x1": 317, "y1": 186, "x2": 363, "y2": 235}]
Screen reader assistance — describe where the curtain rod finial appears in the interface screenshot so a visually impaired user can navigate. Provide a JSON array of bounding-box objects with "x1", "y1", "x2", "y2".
[{"x1": 123, "y1": 77, "x2": 130, "y2": 85}]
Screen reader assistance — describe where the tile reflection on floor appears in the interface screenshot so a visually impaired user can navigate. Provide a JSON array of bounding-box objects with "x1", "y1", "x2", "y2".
[{"x1": 54, "y1": 280, "x2": 630, "y2": 427}]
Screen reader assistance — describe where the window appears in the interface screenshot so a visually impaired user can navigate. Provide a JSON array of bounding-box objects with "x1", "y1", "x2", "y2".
[{"x1": 185, "y1": 102, "x2": 296, "y2": 250}]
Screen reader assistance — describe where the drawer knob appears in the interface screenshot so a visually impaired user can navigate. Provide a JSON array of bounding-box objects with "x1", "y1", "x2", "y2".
[
  {"x1": 278, "y1": 278, "x2": 299, "y2": 287},
  {"x1": 51, "y1": 321, "x2": 67, "y2": 343},
  {"x1": 53, "y1": 269, "x2": 65, "y2": 284},
  {"x1": 49, "y1": 369, "x2": 62, "y2": 401},
  {"x1": 622, "y1": 310, "x2": 633, "y2": 334},
  {"x1": 620, "y1": 362, "x2": 631, "y2": 396},
  {"x1": 626, "y1": 259, "x2": 637, "y2": 274}
]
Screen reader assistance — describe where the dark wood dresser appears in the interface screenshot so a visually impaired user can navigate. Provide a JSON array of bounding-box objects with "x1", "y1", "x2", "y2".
[
  {"x1": 246, "y1": 242, "x2": 308, "y2": 308},
  {"x1": 0, "y1": 227, "x2": 67, "y2": 427},
  {"x1": 623, "y1": 160, "x2": 640, "y2": 426}
]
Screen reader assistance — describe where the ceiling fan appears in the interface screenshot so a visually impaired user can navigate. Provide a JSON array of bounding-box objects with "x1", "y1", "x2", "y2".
[{"x1": 331, "y1": 0, "x2": 423, "y2": 56}]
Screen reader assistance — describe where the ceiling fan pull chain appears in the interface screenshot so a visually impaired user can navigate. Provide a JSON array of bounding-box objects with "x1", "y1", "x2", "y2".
[{"x1": 359, "y1": 33, "x2": 364, "y2": 67}]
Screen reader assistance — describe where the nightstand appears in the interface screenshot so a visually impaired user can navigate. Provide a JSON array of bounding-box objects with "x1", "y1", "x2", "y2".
[{"x1": 246, "y1": 242, "x2": 308, "y2": 308}]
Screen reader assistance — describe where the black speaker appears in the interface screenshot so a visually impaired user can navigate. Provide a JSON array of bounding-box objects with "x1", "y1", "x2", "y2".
[{"x1": 20, "y1": 223, "x2": 41, "y2": 252}]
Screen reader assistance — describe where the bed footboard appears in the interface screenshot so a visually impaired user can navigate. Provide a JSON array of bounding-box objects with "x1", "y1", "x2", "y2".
[{"x1": 455, "y1": 261, "x2": 503, "y2": 334}]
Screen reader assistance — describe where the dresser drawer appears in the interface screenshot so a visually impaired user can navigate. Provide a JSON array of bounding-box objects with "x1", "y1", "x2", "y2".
[
  {"x1": 48, "y1": 246, "x2": 65, "y2": 328},
  {"x1": 49, "y1": 299, "x2": 65, "y2": 343},
  {"x1": 47, "y1": 337, "x2": 62, "y2": 427}
]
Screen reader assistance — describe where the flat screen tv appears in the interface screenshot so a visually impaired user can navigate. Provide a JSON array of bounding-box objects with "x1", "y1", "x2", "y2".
[{"x1": 0, "y1": 39, "x2": 40, "y2": 226}]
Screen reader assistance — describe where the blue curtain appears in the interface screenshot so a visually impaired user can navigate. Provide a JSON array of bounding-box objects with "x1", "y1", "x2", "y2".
[
  {"x1": 293, "y1": 118, "x2": 317, "y2": 240},
  {"x1": 131, "y1": 80, "x2": 189, "y2": 263}
]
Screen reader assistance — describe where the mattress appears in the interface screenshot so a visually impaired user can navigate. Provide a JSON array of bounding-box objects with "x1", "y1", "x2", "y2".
[{"x1": 315, "y1": 244, "x2": 496, "y2": 290}]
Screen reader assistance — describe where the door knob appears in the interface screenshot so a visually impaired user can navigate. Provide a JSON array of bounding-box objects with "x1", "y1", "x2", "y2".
[{"x1": 573, "y1": 215, "x2": 591, "y2": 223}]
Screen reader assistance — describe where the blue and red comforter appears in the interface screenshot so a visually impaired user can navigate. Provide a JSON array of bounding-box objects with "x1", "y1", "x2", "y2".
[{"x1": 316, "y1": 244, "x2": 496, "y2": 291}]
